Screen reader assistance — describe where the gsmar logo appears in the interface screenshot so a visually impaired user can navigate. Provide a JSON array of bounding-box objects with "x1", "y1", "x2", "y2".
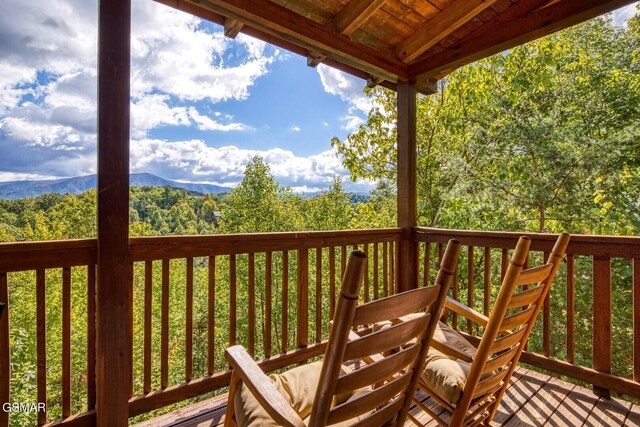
[{"x1": 2, "y1": 402, "x2": 46, "y2": 413}]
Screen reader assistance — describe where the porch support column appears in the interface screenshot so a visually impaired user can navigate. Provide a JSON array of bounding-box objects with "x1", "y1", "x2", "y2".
[
  {"x1": 96, "y1": 0, "x2": 131, "y2": 425},
  {"x1": 396, "y1": 80, "x2": 418, "y2": 293}
]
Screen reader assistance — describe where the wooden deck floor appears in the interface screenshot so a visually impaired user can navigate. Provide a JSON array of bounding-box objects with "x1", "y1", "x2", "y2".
[{"x1": 133, "y1": 368, "x2": 640, "y2": 427}]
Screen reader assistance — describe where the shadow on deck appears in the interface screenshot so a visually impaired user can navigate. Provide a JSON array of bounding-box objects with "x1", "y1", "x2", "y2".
[{"x1": 132, "y1": 368, "x2": 640, "y2": 427}]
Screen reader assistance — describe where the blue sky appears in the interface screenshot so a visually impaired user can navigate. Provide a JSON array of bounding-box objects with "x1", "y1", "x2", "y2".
[{"x1": 0, "y1": 0, "x2": 637, "y2": 192}]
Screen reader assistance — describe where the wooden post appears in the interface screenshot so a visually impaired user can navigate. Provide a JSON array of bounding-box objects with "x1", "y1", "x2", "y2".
[
  {"x1": 593, "y1": 256, "x2": 611, "y2": 398},
  {"x1": 396, "y1": 80, "x2": 417, "y2": 293},
  {"x1": 96, "y1": 0, "x2": 131, "y2": 424}
]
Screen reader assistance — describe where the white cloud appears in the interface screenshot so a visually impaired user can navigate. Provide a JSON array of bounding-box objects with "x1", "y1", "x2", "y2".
[
  {"x1": 188, "y1": 108, "x2": 249, "y2": 132},
  {"x1": 612, "y1": 3, "x2": 639, "y2": 26},
  {"x1": 342, "y1": 115, "x2": 365, "y2": 132},
  {"x1": 0, "y1": 0, "x2": 287, "y2": 186},
  {"x1": 290, "y1": 126, "x2": 301, "y2": 132},
  {"x1": 316, "y1": 65, "x2": 372, "y2": 114},
  {"x1": 131, "y1": 94, "x2": 190, "y2": 138},
  {"x1": 128, "y1": 139, "x2": 357, "y2": 188}
]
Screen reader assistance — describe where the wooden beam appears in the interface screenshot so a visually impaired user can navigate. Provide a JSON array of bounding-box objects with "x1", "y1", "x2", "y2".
[
  {"x1": 334, "y1": 0, "x2": 387, "y2": 36},
  {"x1": 366, "y1": 74, "x2": 383, "y2": 88},
  {"x1": 306, "y1": 51, "x2": 326, "y2": 68},
  {"x1": 96, "y1": 0, "x2": 131, "y2": 425},
  {"x1": 416, "y1": 76, "x2": 438, "y2": 95},
  {"x1": 396, "y1": 81, "x2": 418, "y2": 293},
  {"x1": 409, "y1": 0, "x2": 637, "y2": 78},
  {"x1": 397, "y1": 0, "x2": 500, "y2": 63},
  {"x1": 183, "y1": 0, "x2": 408, "y2": 81},
  {"x1": 223, "y1": 17, "x2": 244, "y2": 38}
]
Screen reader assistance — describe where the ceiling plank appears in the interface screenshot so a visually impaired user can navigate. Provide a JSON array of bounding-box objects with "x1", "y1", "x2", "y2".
[
  {"x1": 335, "y1": 0, "x2": 388, "y2": 36},
  {"x1": 397, "y1": 0, "x2": 500, "y2": 63},
  {"x1": 409, "y1": 0, "x2": 637, "y2": 78},
  {"x1": 184, "y1": 0, "x2": 409, "y2": 81}
]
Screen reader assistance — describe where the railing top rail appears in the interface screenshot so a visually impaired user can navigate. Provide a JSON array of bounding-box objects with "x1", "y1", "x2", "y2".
[
  {"x1": 414, "y1": 226, "x2": 640, "y2": 258},
  {"x1": 0, "y1": 228, "x2": 404, "y2": 272}
]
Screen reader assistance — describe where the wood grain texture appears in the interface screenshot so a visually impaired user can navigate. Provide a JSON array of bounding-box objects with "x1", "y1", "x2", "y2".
[
  {"x1": 186, "y1": 257, "x2": 194, "y2": 380},
  {"x1": 593, "y1": 256, "x2": 612, "y2": 398},
  {"x1": 265, "y1": 252, "x2": 272, "y2": 357},
  {"x1": 144, "y1": 261, "x2": 153, "y2": 393},
  {"x1": 635, "y1": 258, "x2": 640, "y2": 382},
  {"x1": 87, "y1": 265, "x2": 96, "y2": 410},
  {"x1": 296, "y1": 249, "x2": 309, "y2": 349},
  {"x1": 37, "y1": 270, "x2": 47, "y2": 425},
  {"x1": 208, "y1": 256, "x2": 216, "y2": 374},
  {"x1": 96, "y1": 0, "x2": 131, "y2": 423},
  {"x1": 62, "y1": 267, "x2": 71, "y2": 418},
  {"x1": 161, "y1": 260, "x2": 170, "y2": 389},
  {"x1": 334, "y1": 0, "x2": 387, "y2": 35}
]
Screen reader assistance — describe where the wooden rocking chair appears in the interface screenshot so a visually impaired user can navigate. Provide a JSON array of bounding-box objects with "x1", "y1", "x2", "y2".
[
  {"x1": 224, "y1": 240, "x2": 461, "y2": 427},
  {"x1": 413, "y1": 233, "x2": 570, "y2": 427}
]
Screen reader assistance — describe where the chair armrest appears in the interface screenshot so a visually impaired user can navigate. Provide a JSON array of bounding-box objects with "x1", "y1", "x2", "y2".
[
  {"x1": 225, "y1": 345, "x2": 305, "y2": 427},
  {"x1": 444, "y1": 296, "x2": 489, "y2": 328}
]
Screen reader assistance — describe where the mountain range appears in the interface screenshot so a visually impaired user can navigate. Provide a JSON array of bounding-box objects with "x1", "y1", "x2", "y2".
[{"x1": 0, "y1": 173, "x2": 230, "y2": 200}]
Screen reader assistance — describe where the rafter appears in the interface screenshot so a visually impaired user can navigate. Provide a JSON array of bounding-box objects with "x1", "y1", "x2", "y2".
[
  {"x1": 183, "y1": 0, "x2": 409, "y2": 81},
  {"x1": 306, "y1": 51, "x2": 326, "y2": 68},
  {"x1": 409, "y1": 0, "x2": 637, "y2": 79},
  {"x1": 397, "y1": 0, "x2": 500, "y2": 63},
  {"x1": 224, "y1": 18, "x2": 244, "y2": 38},
  {"x1": 334, "y1": 0, "x2": 387, "y2": 36}
]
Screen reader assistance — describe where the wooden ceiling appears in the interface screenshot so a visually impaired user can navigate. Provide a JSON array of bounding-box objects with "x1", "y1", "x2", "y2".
[{"x1": 156, "y1": 0, "x2": 636, "y2": 93}]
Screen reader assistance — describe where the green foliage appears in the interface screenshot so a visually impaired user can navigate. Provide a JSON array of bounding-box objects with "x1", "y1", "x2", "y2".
[{"x1": 333, "y1": 14, "x2": 640, "y2": 234}]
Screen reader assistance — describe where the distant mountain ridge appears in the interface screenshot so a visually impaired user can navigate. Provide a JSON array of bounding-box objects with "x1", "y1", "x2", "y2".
[{"x1": 0, "y1": 173, "x2": 231, "y2": 200}]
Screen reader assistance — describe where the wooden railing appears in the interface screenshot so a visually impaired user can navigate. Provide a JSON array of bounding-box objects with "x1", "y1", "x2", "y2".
[
  {"x1": 2, "y1": 226, "x2": 640, "y2": 426},
  {"x1": 0, "y1": 229, "x2": 401, "y2": 426},
  {"x1": 414, "y1": 227, "x2": 640, "y2": 400}
]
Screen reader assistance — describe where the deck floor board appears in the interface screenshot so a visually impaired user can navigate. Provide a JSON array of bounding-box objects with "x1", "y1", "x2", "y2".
[{"x1": 132, "y1": 368, "x2": 639, "y2": 427}]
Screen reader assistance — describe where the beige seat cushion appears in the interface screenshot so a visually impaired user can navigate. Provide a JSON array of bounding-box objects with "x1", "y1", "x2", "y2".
[
  {"x1": 421, "y1": 321, "x2": 478, "y2": 405},
  {"x1": 234, "y1": 361, "x2": 365, "y2": 427}
]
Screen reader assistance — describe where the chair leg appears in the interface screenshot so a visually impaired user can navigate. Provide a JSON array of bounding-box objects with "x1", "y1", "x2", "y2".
[{"x1": 224, "y1": 371, "x2": 242, "y2": 427}]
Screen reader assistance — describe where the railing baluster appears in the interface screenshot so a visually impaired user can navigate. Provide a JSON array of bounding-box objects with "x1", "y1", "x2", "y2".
[
  {"x1": 248, "y1": 253, "x2": 255, "y2": 356},
  {"x1": 593, "y1": 255, "x2": 612, "y2": 398},
  {"x1": 452, "y1": 256, "x2": 459, "y2": 329},
  {"x1": 500, "y1": 248, "x2": 508, "y2": 282},
  {"x1": 161, "y1": 260, "x2": 169, "y2": 389},
  {"x1": 282, "y1": 251, "x2": 289, "y2": 353},
  {"x1": 423, "y1": 242, "x2": 430, "y2": 288},
  {"x1": 484, "y1": 247, "x2": 490, "y2": 315},
  {"x1": 87, "y1": 265, "x2": 96, "y2": 409},
  {"x1": 438, "y1": 243, "x2": 443, "y2": 264},
  {"x1": 364, "y1": 244, "x2": 369, "y2": 302},
  {"x1": 543, "y1": 251, "x2": 551, "y2": 357},
  {"x1": 265, "y1": 252, "x2": 272, "y2": 358},
  {"x1": 390, "y1": 241, "x2": 396, "y2": 294},
  {"x1": 329, "y1": 247, "x2": 336, "y2": 318},
  {"x1": 0, "y1": 272, "x2": 9, "y2": 427},
  {"x1": 62, "y1": 267, "x2": 71, "y2": 418},
  {"x1": 467, "y1": 246, "x2": 474, "y2": 334},
  {"x1": 185, "y1": 257, "x2": 193, "y2": 381},
  {"x1": 373, "y1": 243, "x2": 379, "y2": 300},
  {"x1": 207, "y1": 256, "x2": 215, "y2": 375},
  {"x1": 383, "y1": 242, "x2": 388, "y2": 297},
  {"x1": 634, "y1": 258, "x2": 640, "y2": 382},
  {"x1": 143, "y1": 261, "x2": 152, "y2": 393},
  {"x1": 315, "y1": 249, "x2": 322, "y2": 342},
  {"x1": 230, "y1": 254, "x2": 237, "y2": 348},
  {"x1": 566, "y1": 254, "x2": 575, "y2": 364},
  {"x1": 297, "y1": 249, "x2": 309, "y2": 350},
  {"x1": 129, "y1": 261, "x2": 134, "y2": 398},
  {"x1": 37, "y1": 269, "x2": 47, "y2": 426},
  {"x1": 341, "y1": 245, "x2": 347, "y2": 280}
]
